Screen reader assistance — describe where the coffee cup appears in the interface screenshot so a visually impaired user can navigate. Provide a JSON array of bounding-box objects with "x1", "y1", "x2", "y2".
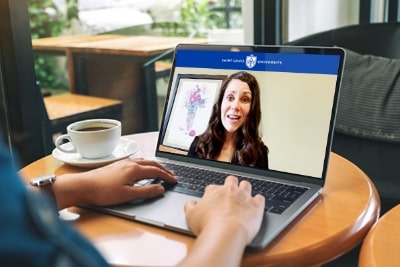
[{"x1": 55, "y1": 119, "x2": 121, "y2": 159}]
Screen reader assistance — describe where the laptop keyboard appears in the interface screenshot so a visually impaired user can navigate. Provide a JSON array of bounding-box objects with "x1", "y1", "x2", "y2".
[{"x1": 152, "y1": 162, "x2": 309, "y2": 214}]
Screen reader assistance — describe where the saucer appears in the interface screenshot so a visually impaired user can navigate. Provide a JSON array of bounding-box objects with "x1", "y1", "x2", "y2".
[{"x1": 52, "y1": 138, "x2": 139, "y2": 168}]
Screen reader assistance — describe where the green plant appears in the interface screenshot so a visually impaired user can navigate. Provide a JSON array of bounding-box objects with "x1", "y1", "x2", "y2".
[
  {"x1": 152, "y1": 0, "x2": 241, "y2": 37},
  {"x1": 29, "y1": 0, "x2": 78, "y2": 89}
]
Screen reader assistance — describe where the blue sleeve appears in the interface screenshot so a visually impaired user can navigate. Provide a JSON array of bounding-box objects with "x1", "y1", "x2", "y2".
[{"x1": 0, "y1": 137, "x2": 110, "y2": 267}]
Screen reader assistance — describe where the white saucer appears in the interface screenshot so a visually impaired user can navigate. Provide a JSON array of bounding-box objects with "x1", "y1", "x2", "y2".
[{"x1": 52, "y1": 138, "x2": 139, "y2": 168}]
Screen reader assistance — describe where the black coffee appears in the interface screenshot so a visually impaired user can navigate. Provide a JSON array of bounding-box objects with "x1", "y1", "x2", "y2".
[{"x1": 77, "y1": 126, "x2": 110, "y2": 131}]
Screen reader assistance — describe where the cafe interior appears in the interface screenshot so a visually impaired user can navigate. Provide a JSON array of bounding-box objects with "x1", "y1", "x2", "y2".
[{"x1": 1, "y1": 0, "x2": 399, "y2": 266}]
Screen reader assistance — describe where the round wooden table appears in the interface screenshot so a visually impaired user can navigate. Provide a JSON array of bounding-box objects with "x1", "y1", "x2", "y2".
[
  {"x1": 19, "y1": 132, "x2": 380, "y2": 267},
  {"x1": 359, "y1": 204, "x2": 400, "y2": 267}
]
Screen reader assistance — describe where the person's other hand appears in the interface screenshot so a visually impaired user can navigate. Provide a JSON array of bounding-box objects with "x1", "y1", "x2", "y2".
[
  {"x1": 184, "y1": 176, "x2": 265, "y2": 245},
  {"x1": 55, "y1": 158, "x2": 177, "y2": 209}
]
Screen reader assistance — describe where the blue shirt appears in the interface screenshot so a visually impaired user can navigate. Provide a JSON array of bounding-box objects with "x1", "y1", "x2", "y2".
[{"x1": 0, "y1": 138, "x2": 110, "y2": 267}]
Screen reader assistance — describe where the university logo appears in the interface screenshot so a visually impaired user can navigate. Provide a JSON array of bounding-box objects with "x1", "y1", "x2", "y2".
[{"x1": 246, "y1": 54, "x2": 257, "y2": 69}]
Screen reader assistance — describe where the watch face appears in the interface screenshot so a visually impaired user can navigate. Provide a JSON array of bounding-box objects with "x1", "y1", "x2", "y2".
[{"x1": 30, "y1": 174, "x2": 56, "y2": 187}]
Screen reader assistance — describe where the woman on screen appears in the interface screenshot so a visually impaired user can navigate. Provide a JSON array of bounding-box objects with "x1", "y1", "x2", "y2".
[{"x1": 188, "y1": 71, "x2": 269, "y2": 169}]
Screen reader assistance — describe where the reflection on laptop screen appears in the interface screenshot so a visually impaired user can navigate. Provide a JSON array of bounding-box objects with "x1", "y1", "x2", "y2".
[{"x1": 158, "y1": 45, "x2": 342, "y2": 179}]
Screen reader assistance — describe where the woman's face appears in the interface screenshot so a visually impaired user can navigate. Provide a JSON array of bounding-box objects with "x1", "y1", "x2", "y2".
[{"x1": 220, "y1": 79, "x2": 252, "y2": 134}]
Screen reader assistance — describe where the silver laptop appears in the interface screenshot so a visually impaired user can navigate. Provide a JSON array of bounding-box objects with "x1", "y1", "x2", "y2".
[{"x1": 93, "y1": 44, "x2": 345, "y2": 251}]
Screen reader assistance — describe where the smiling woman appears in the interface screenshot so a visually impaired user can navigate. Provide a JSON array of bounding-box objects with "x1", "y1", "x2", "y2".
[{"x1": 188, "y1": 71, "x2": 269, "y2": 169}]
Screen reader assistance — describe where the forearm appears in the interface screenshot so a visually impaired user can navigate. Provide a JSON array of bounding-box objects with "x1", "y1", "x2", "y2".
[{"x1": 177, "y1": 224, "x2": 248, "y2": 267}]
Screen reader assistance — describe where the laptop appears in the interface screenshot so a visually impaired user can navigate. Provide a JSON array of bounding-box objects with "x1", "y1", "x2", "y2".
[{"x1": 93, "y1": 44, "x2": 345, "y2": 251}]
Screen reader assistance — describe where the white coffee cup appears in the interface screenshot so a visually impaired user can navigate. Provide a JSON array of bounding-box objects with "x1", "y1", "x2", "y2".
[{"x1": 55, "y1": 119, "x2": 121, "y2": 159}]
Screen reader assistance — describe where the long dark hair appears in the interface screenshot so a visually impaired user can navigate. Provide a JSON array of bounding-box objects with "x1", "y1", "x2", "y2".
[{"x1": 193, "y1": 71, "x2": 268, "y2": 166}]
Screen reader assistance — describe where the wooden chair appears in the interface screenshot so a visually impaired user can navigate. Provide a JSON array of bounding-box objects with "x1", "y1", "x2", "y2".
[
  {"x1": 41, "y1": 91, "x2": 123, "y2": 155},
  {"x1": 147, "y1": 48, "x2": 174, "y2": 79},
  {"x1": 155, "y1": 61, "x2": 172, "y2": 79}
]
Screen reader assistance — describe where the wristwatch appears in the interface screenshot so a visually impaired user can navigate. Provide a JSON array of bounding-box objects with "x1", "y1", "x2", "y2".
[{"x1": 29, "y1": 174, "x2": 57, "y2": 207}]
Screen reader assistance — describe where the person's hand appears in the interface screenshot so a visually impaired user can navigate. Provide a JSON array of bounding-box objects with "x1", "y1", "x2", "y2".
[
  {"x1": 54, "y1": 158, "x2": 177, "y2": 209},
  {"x1": 184, "y1": 175, "x2": 265, "y2": 245},
  {"x1": 177, "y1": 176, "x2": 265, "y2": 267}
]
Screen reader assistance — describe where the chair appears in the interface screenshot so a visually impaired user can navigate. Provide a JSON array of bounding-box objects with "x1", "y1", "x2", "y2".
[
  {"x1": 287, "y1": 22, "x2": 400, "y2": 216},
  {"x1": 40, "y1": 88, "x2": 123, "y2": 155},
  {"x1": 286, "y1": 22, "x2": 400, "y2": 267},
  {"x1": 287, "y1": 22, "x2": 400, "y2": 58}
]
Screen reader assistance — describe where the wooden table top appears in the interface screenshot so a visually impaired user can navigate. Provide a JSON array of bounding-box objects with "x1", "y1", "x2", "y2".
[
  {"x1": 19, "y1": 132, "x2": 380, "y2": 267},
  {"x1": 32, "y1": 34, "x2": 206, "y2": 57},
  {"x1": 359, "y1": 204, "x2": 400, "y2": 267},
  {"x1": 31, "y1": 34, "x2": 122, "y2": 52}
]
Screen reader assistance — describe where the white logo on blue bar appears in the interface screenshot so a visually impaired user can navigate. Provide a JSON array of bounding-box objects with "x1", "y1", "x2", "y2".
[{"x1": 246, "y1": 54, "x2": 257, "y2": 69}]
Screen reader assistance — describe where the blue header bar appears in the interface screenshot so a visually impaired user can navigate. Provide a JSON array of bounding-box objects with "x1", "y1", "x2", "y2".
[{"x1": 175, "y1": 50, "x2": 341, "y2": 75}]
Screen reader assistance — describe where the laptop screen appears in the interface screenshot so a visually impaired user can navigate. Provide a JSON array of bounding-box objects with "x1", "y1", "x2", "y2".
[{"x1": 157, "y1": 44, "x2": 344, "y2": 180}]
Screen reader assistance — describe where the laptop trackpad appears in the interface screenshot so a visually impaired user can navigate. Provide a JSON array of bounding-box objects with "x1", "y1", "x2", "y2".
[{"x1": 104, "y1": 191, "x2": 200, "y2": 234}]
